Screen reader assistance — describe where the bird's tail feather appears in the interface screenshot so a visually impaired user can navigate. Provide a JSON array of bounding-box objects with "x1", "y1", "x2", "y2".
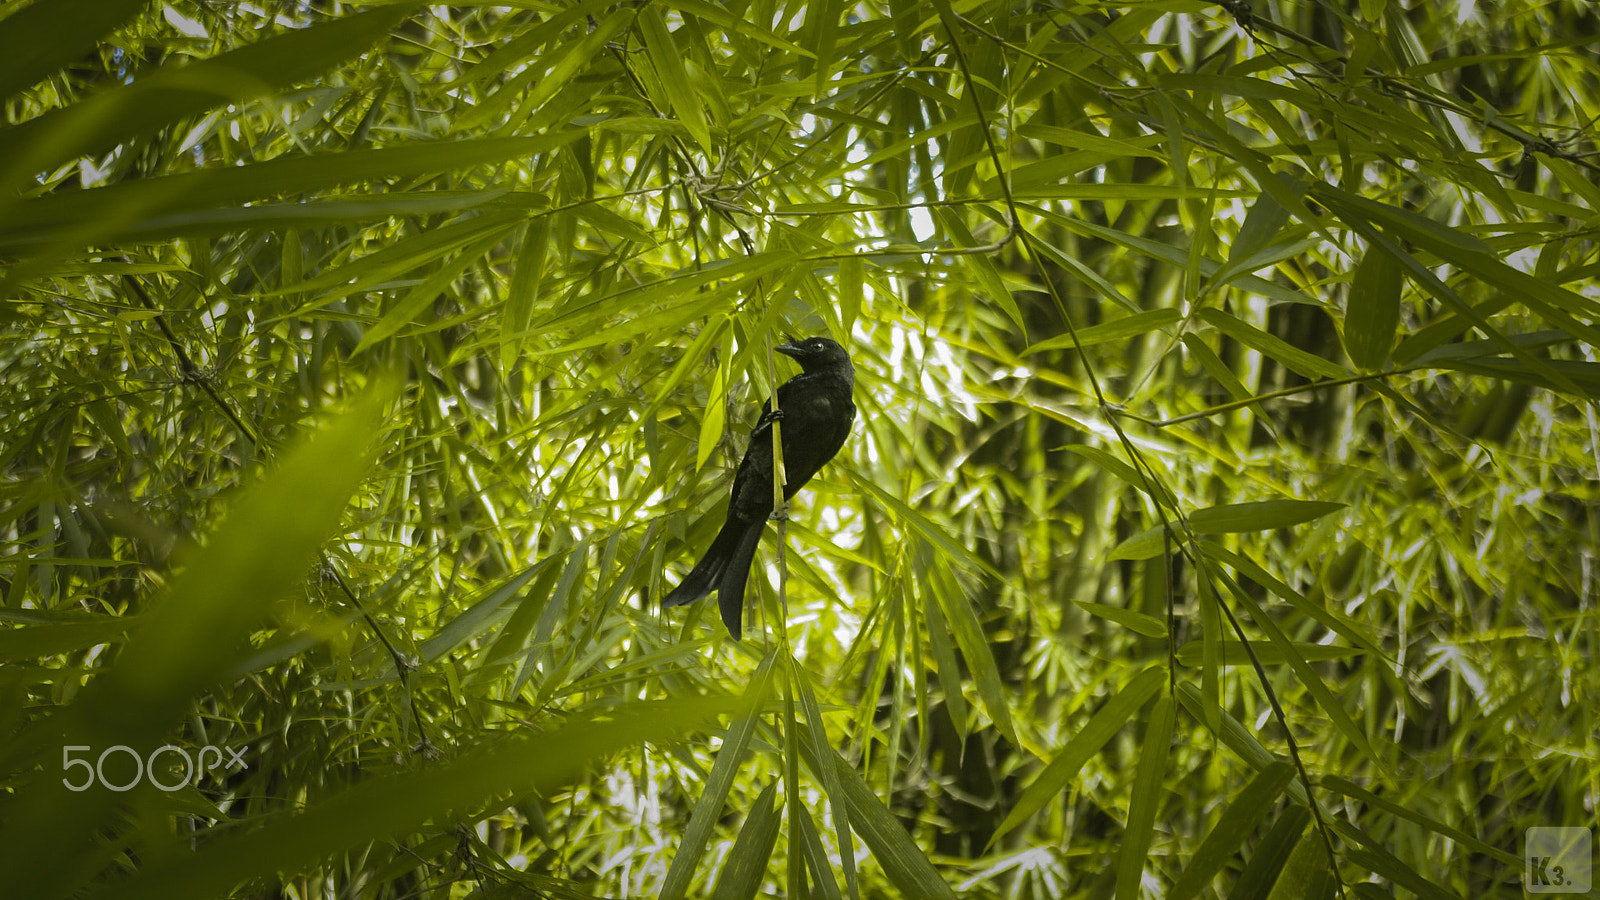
[
  {"x1": 716, "y1": 523, "x2": 766, "y2": 640},
  {"x1": 661, "y1": 519, "x2": 742, "y2": 608}
]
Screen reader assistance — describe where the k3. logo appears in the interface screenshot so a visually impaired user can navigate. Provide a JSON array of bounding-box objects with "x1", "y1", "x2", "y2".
[{"x1": 1525, "y1": 827, "x2": 1593, "y2": 895}]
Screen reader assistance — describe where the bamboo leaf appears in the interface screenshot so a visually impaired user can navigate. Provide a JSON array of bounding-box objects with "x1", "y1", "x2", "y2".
[
  {"x1": 1075, "y1": 599, "x2": 1167, "y2": 638},
  {"x1": 662, "y1": 657, "x2": 774, "y2": 900},
  {"x1": 991, "y1": 667, "x2": 1165, "y2": 846},
  {"x1": 1344, "y1": 244, "x2": 1404, "y2": 370},
  {"x1": 1189, "y1": 500, "x2": 1346, "y2": 533},
  {"x1": 710, "y1": 781, "x2": 783, "y2": 900},
  {"x1": 353, "y1": 229, "x2": 509, "y2": 354},
  {"x1": 0, "y1": 384, "x2": 393, "y2": 898},
  {"x1": 1169, "y1": 763, "x2": 1296, "y2": 900},
  {"x1": 0, "y1": 4, "x2": 420, "y2": 191},
  {"x1": 89, "y1": 697, "x2": 736, "y2": 900},
  {"x1": 1026, "y1": 309, "x2": 1183, "y2": 355},
  {"x1": 0, "y1": 0, "x2": 148, "y2": 102},
  {"x1": 803, "y1": 743, "x2": 960, "y2": 900},
  {"x1": 638, "y1": 6, "x2": 715, "y2": 157},
  {"x1": 1114, "y1": 695, "x2": 1175, "y2": 900},
  {"x1": 1198, "y1": 309, "x2": 1348, "y2": 380},
  {"x1": 1227, "y1": 806, "x2": 1310, "y2": 900}
]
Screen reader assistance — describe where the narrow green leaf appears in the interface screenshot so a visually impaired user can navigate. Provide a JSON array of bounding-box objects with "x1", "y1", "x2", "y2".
[
  {"x1": 1208, "y1": 188, "x2": 1299, "y2": 293},
  {"x1": 529, "y1": 252, "x2": 801, "y2": 352},
  {"x1": 711, "y1": 781, "x2": 782, "y2": 900},
  {"x1": 573, "y1": 201, "x2": 658, "y2": 247},
  {"x1": 1176, "y1": 641, "x2": 1364, "y2": 667},
  {"x1": 1408, "y1": 330, "x2": 1571, "y2": 365},
  {"x1": 1040, "y1": 210, "x2": 1316, "y2": 307},
  {"x1": 1026, "y1": 235, "x2": 1143, "y2": 314},
  {"x1": 0, "y1": 384, "x2": 392, "y2": 898},
  {"x1": 524, "y1": 539, "x2": 590, "y2": 678},
  {"x1": 638, "y1": 6, "x2": 715, "y2": 157},
  {"x1": 928, "y1": 557, "x2": 1019, "y2": 747},
  {"x1": 1011, "y1": 183, "x2": 1249, "y2": 201},
  {"x1": 0, "y1": 135, "x2": 571, "y2": 250},
  {"x1": 1075, "y1": 600, "x2": 1167, "y2": 638},
  {"x1": 1320, "y1": 776, "x2": 1519, "y2": 865},
  {"x1": 1026, "y1": 309, "x2": 1183, "y2": 355},
  {"x1": 1319, "y1": 187, "x2": 1598, "y2": 396},
  {"x1": 1259, "y1": 825, "x2": 1336, "y2": 900},
  {"x1": 991, "y1": 666, "x2": 1165, "y2": 845},
  {"x1": 1198, "y1": 309, "x2": 1348, "y2": 380},
  {"x1": 1344, "y1": 245, "x2": 1404, "y2": 370},
  {"x1": 816, "y1": 118, "x2": 964, "y2": 182},
  {"x1": 0, "y1": 192, "x2": 513, "y2": 255},
  {"x1": 810, "y1": 0, "x2": 840, "y2": 92},
  {"x1": 1228, "y1": 190, "x2": 1293, "y2": 266},
  {"x1": 1114, "y1": 695, "x2": 1175, "y2": 900},
  {"x1": 459, "y1": 0, "x2": 611, "y2": 85},
  {"x1": 1169, "y1": 763, "x2": 1296, "y2": 900},
  {"x1": 0, "y1": 616, "x2": 140, "y2": 664},
  {"x1": 792, "y1": 785, "x2": 843, "y2": 900},
  {"x1": 459, "y1": 10, "x2": 628, "y2": 133},
  {"x1": 467, "y1": 557, "x2": 566, "y2": 669},
  {"x1": 781, "y1": 686, "x2": 811, "y2": 899},
  {"x1": 1173, "y1": 684, "x2": 1307, "y2": 808},
  {"x1": 0, "y1": 4, "x2": 420, "y2": 191},
  {"x1": 1109, "y1": 500, "x2": 1340, "y2": 561},
  {"x1": 939, "y1": 208, "x2": 1024, "y2": 332},
  {"x1": 662, "y1": 657, "x2": 774, "y2": 900},
  {"x1": 88, "y1": 698, "x2": 735, "y2": 900},
  {"x1": 276, "y1": 207, "x2": 525, "y2": 314},
  {"x1": 423, "y1": 563, "x2": 550, "y2": 664},
  {"x1": 1189, "y1": 500, "x2": 1346, "y2": 533},
  {"x1": 1434, "y1": 357, "x2": 1600, "y2": 400},
  {"x1": 1016, "y1": 124, "x2": 1165, "y2": 158},
  {"x1": 1181, "y1": 333, "x2": 1257, "y2": 408},
  {"x1": 695, "y1": 349, "x2": 730, "y2": 473},
  {"x1": 1213, "y1": 568, "x2": 1384, "y2": 770},
  {"x1": 629, "y1": 318, "x2": 732, "y2": 455},
  {"x1": 353, "y1": 229, "x2": 508, "y2": 355},
  {"x1": 1062, "y1": 444, "x2": 1178, "y2": 510},
  {"x1": 853, "y1": 476, "x2": 1000, "y2": 578},
  {"x1": 805, "y1": 743, "x2": 961, "y2": 900},
  {"x1": 1337, "y1": 821, "x2": 1457, "y2": 900},
  {"x1": 1000, "y1": 147, "x2": 1166, "y2": 191},
  {"x1": 673, "y1": 0, "x2": 813, "y2": 57},
  {"x1": 793, "y1": 655, "x2": 859, "y2": 900},
  {"x1": 501, "y1": 216, "x2": 552, "y2": 369},
  {"x1": 923, "y1": 590, "x2": 968, "y2": 741},
  {"x1": 1227, "y1": 805, "x2": 1309, "y2": 900},
  {"x1": 0, "y1": 0, "x2": 147, "y2": 102}
]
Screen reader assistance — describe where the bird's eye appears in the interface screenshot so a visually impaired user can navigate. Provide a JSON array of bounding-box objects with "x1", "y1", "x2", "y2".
[{"x1": 812, "y1": 341, "x2": 824, "y2": 350}]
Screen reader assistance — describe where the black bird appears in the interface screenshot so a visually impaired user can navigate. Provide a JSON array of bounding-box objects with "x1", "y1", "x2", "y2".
[{"x1": 662, "y1": 336, "x2": 856, "y2": 639}]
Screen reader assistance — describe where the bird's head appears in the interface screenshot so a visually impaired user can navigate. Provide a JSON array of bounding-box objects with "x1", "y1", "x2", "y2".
[{"x1": 775, "y1": 335, "x2": 852, "y2": 374}]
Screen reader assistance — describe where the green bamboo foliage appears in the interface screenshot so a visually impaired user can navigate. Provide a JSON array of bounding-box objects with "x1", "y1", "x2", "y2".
[{"x1": 2, "y1": 1, "x2": 1596, "y2": 898}]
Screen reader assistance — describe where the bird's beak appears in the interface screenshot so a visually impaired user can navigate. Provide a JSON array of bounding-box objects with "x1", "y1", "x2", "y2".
[{"x1": 775, "y1": 338, "x2": 803, "y2": 359}]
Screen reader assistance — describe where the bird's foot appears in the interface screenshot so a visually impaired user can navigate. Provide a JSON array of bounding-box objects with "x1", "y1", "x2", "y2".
[{"x1": 771, "y1": 502, "x2": 791, "y2": 522}]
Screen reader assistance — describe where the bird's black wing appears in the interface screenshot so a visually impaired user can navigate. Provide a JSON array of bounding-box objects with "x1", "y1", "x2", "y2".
[
  {"x1": 662, "y1": 337, "x2": 856, "y2": 640},
  {"x1": 770, "y1": 372, "x2": 855, "y2": 495},
  {"x1": 658, "y1": 401, "x2": 777, "y2": 624}
]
